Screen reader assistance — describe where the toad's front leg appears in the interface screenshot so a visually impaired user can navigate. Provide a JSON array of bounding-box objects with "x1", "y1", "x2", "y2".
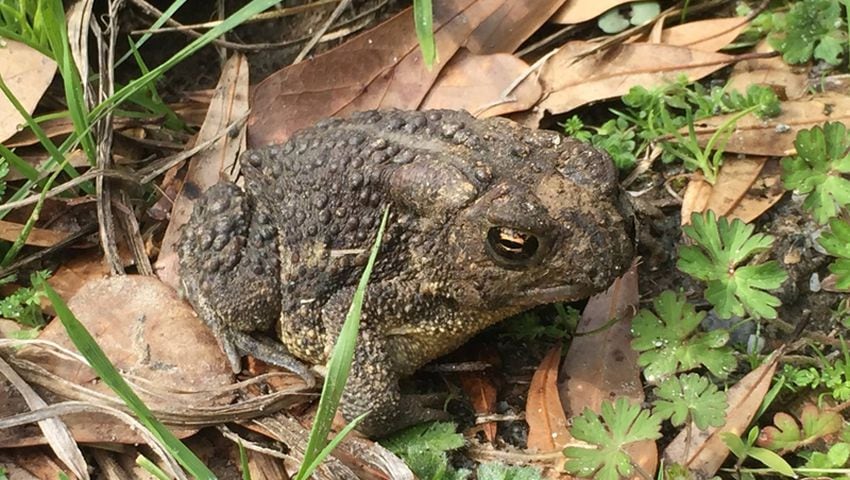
[{"x1": 319, "y1": 289, "x2": 450, "y2": 437}]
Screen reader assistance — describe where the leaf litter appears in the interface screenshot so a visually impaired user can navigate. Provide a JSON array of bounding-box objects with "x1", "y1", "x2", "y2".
[{"x1": 0, "y1": 0, "x2": 848, "y2": 478}]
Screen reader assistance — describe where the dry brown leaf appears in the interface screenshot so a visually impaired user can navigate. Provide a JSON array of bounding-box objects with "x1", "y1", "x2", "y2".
[
  {"x1": 726, "y1": 40, "x2": 809, "y2": 101},
  {"x1": 680, "y1": 157, "x2": 767, "y2": 225},
  {"x1": 247, "y1": 0, "x2": 504, "y2": 147},
  {"x1": 0, "y1": 448, "x2": 66, "y2": 480},
  {"x1": 560, "y1": 262, "x2": 658, "y2": 476},
  {"x1": 0, "y1": 40, "x2": 57, "y2": 144},
  {"x1": 420, "y1": 50, "x2": 542, "y2": 117},
  {"x1": 4, "y1": 116, "x2": 137, "y2": 148},
  {"x1": 690, "y1": 94, "x2": 850, "y2": 156},
  {"x1": 661, "y1": 17, "x2": 750, "y2": 52},
  {"x1": 467, "y1": 0, "x2": 568, "y2": 54},
  {"x1": 156, "y1": 53, "x2": 249, "y2": 290},
  {"x1": 45, "y1": 250, "x2": 110, "y2": 302},
  {"x1": 727, "y1": 159, "x2": 785, "y2": 223},
  {"x1": 0, "y1": 220, "x2": 68, "y2": 247},
  {"x1": 536, "y1": 41, "x2": 732, "y2": 120},
  {"x1": 663, "y1": 348, "x2": 783, "y2": 477},
  {"x1": 526, "y1": 344, "x2": 569, "y2": 452},
  {"x1": 552, "y1": 0, "x2": 633, "y2": 24},
  {"x1": 457, "y1": 347, "x2": 499, "y2": 443},
  {"x1": 0, "y1": 275, "x2": 233, "y2": 447}
]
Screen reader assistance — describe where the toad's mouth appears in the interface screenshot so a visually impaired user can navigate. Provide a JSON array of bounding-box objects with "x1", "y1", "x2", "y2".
[{"x1": 517, "y1": 283, "x2": 597, "y2": 306}]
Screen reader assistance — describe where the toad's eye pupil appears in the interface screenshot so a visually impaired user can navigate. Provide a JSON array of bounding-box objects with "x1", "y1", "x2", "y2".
[{"x1": 487, "y1": 227, "x2": 539, "y2": 264}]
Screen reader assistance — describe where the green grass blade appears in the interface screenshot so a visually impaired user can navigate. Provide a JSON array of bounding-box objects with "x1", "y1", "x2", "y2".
[
  {"x1": 39, "y1": 282, "x2": 216, "y2": 479},
  {"x1": 136, "y1": 455, "x2": 171, "y2": 480},
  {"x1": 295, "y1": 208, "x2": 390, "y2": 480},
  {"x1": 114, "y1": 0, "x2": 189, "y2": 68},
  {"x1": 413, "y1": 0, "x2": 436, "y2": 68},
  {"x1": 88, "y1": 0, "x2": 282, "y2": 126},
  {"x1": 299, "y1": 412, "x2": 368, "y2": 479}
]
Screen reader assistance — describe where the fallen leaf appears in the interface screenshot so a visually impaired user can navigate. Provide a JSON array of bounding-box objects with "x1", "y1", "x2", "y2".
[
  {"x1": 552, "y1": 0, "x2": 634, "y2": 24},
  {"x1": 726, "y1": 159, "x2": 785, "y2": 223},
  {"x1": 4, "y1": 116, "x2": 138, "y2": 148},
  {"x1": 536, "y1": 41, "x2": 732, "y2": 120},
  {"x1": 726, "y1": 40, "x2": 809, "y2": 101},
  {"x1": 45, "y1": 250, "x2": 110, "y2": 302},
  {"x1": 680, "y1": 156, "x2": 768, "y2": 225},
  {"x1": 560, "y1": 262, "x2": 657, "y2": 476},
  {"x1": 457, "y1": 346, "x2": 500, "y2": 443},
  {"x1": 0, "y1": 275, "x2": 234, "y2": 446},
  {"x1": 420, "y1": 50, "x2": 542, "y2": 117},
  {"x1": 663, "y1": 348, "x2": 783, "y2": 477},
  {"x1": 0, "y1": 40, "x2": 57, "y2": 144},
  {"x1": 467, "y1": 1, "x2": 569, "y2": 54},
  {"x1": 0, "y1": 220, "x2": 69, "y2": 247},
  {"x1": 661, "y1": 17, "x2": 750, "y2": 52},
  {"x1": 0, "y1": 448, "x2": 65, "y2": 480},
  {"x1": 526, "y1": 344, "x2": 568, "y2": 453},
  {"x1": 155, "y1": 53, "x2": 249, "y2": 290},
  {"x1": 247, "y1": 0, "x2": 504, "y2": 146},
  {"x1": 690, "y1": 94, "x2": 850, "y2": 157}
]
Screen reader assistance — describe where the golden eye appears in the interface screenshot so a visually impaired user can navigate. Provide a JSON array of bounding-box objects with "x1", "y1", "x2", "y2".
[{"x1": 486, "y1": 227, "x2": 540, "y2": 267}]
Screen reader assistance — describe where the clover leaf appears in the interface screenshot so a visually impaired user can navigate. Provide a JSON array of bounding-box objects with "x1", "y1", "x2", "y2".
[
  {"x1": 564, "y1": 398, "x2": 662, "y2": 480},
  {"x1": 631, "y1": 290, "x2": 736, "y2": 382},
  {"x1": 782, "y1": 122, "x2": 850, "y2": 224},
  {"x1": 678, "y1": 211, "x2": 788, "y2": 319}
]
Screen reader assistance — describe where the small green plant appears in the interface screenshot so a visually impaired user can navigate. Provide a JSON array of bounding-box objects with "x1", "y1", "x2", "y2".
[
  {"x1": 782, "y1": 122, "x2": 850, "y2": 224},
  {"x1": 779, "y1": 342, "x2": 850, "y2": 402},
  {"x1": 565, "y1": 79, "x2": 779, "y2": 172},
  {"x1": 678, "y1": 211, "x2": 788, "y2": 319},
  {"x1": 757, "y1": 403, "x2": 843, "y2": 454},
  {"x1": 800, "y1": 441, "x2": 850, "y2": 471},
  {"x1": 501, "y1": 304, "x2": 579, "y2": 342},
  {"x1": 597, "y1": 1, "x2": 660, "y2": 34},
  {"x1": 476, "y1": 463, "x2": 543, "y2": 480},
  {"x1": 652, "y1": 373, "x2": 728, "y2": 430},
  {"x1": 631, "y1": 290, "x2": 736, "y2": 382},
  {"x1": 769, "y1": 0, "x2": 847, "y2": 65},
  {"x1": 563, "y1": 398, "x2": 662, "y2": 480},
  {"x1": 819, "y1": 218, "x2": 850, "y2": 289},
  {"x1": 722, "y1": 428, "x2": 797, "y2": 477},
  {"x1": 0, "y1": 271, "x2": 50, "y2": 328},
  {"x1": 382, "y1": 422, "x2": 469, "y2": 480}
]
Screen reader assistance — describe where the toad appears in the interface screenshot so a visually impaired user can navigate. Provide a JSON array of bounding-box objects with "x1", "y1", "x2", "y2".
[{"x1": 177, "y1": 109, "x2": 634, "y2": 436}]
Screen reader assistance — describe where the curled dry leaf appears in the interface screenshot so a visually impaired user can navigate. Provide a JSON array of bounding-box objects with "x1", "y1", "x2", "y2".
[
  {"x1": 421, "y1": 50, "x2": 542, "y2": 117},
  {"x1": 690, "y1": 94, "x2": 850, "y2": 157},
  {"x1": 663, "y1": 348, "x2": 783, "y2": 477},
  {"x1": 0, "y1": 220, "x2": 68, "y2": 248},
  {"x1": 0, "y1": 275, "x2": 234, "y2": 447},
  {"x1": 535, "y1": 41, "x2": 732, "y2": 122},
  {"x1": 248, "y1": 0, "x2": 504, "y2": 147},
  {"x1": 661, "y1": 17, "x2": 750, "y2": 52},
  {"x1": 526, "y1": 344, "x2": 568, "y2": 453},
  {"x1": 156, "y1": 53, "x2": 249, "y2": 290},
  {"x1": 680, "y1": 156, "x2": 771, "y2": 225},
  {"x1": 457, "y1": 346, "x2": 500, "y2": 442},
  {"x1": 552, "y1": 0, "x2": 635, "y2": 24},
  {"x1": 0, "y1": 40, "x2": 57, "y2": 144},
  {"x1": 559, "y1": 262, "x2": 658, "y2": 476}
]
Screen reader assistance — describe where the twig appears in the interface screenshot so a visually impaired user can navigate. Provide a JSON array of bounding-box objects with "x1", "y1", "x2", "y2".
[{"x1": 293, "y1": 0, "x2": 352, "y2": 63}]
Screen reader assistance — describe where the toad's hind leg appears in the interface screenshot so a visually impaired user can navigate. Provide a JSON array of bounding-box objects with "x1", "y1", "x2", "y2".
[{"x1": 178, "y1": 182, "x2": 313, "y2": 384}]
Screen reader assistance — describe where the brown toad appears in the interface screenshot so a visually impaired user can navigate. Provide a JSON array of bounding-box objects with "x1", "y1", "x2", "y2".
[{"x1": 177, "y1": 109, "x2": 634, "y2": 436}]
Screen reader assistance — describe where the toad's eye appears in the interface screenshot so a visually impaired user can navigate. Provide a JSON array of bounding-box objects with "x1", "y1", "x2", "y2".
[{"x1": 486, "y1": 227, "x2": 540, "y2": 268}]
